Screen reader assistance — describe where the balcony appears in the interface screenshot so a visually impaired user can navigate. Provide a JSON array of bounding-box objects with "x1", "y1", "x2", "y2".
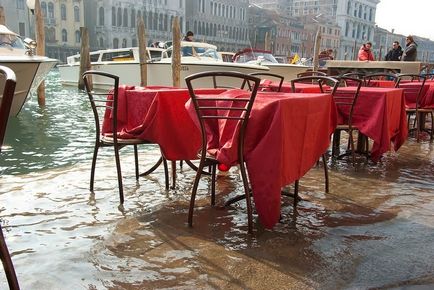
[{"x1": 45, "y1": 18, "x2": 56, "y2": 26}]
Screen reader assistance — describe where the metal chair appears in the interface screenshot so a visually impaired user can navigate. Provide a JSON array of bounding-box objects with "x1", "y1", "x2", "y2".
[
  {"x1": 331, "y1": 76, "x2": 364, "y2": 166},
  {"x1": 341, "y1": 72, "x2": 366, "y2": 86},
  {"x1": 0, "y1": 65, "x2": 20, "y2": 290},
  {"x1": 296, "y1": 71, "x2": 327, "y2": 78},
  {"x1": 290, "y1": 76, "x2": 339, "y2": 204},
  {"x1": 364, "y1": 72, "x2": 398, "y2": 86},
  {"x1": 248, "y1": 72, "x2": 285, "y2": 92},
  {"x1": 82, "y1": 71, "x2": 169, "y2": 204},
  {"x1": 185, "y1": 71, "x2": 261, "y2": 234},
  {"x1": 396, "y1": 74, "x2": 429, "y2": 142}
]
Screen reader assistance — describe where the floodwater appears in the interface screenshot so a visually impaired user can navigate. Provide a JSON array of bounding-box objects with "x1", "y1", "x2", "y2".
[{"x1": 1, "y1": 70, "x2": 434, "y2": 289}]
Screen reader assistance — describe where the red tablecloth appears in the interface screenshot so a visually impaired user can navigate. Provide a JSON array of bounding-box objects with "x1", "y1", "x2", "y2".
[
  {"x1": 103, "y1": 87, "x2": 337, "y2": 229},
  {"x1": 367, "y1": 80, "x2": 396, "y2": 87},
  {"x1": 334, "y1": 87, "x2": 407, "y2": 161},
  {"x1": 264, "y1": 80, "x2": 324, "y2": 93},
  {"x1": 398, "y1": 82, "x2": 434, "y2": 108}
]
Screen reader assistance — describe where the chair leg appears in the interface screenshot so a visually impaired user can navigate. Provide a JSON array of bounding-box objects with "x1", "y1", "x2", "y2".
[
  {"x1": 322, "y1": 154, "x2": 329, "y2": 193},
  {"x1": 349, "y1": 129, "x2": 356, "y2": 166},
  {"x1": 211, "y1": 164, "x2": 217, "y2": 206},
  {"x1": 113, "y1": 145, "x2": 124, "y2": 204},
  {"x1": 162, "y1": 157, "x2": 169, "y2": 190},
  {"x1": 430, "y1": 112, "x2": 434, "y2": 142},
  {"x1": 293, "y1": 180, "x2": 299, "y2": 207},
  {"x1": 134, "y1": 145, "x2": 139, "y2": 180},
  {"x1": 188, "y1": 160, "x2": 205, "y2": 228},
  {"x1": 0, "y1": 225, "x2": 20, "y2": 290},
  {"x1": 90, "y1": 144, "x2": 99, "y2": 191},
  {"x1": 239, "y1": 161, "x2": 253, "y2": 234},
  {"x1": 416, "y1": 111, "x2": 421, "y2": 142},
  {"x1": 171, "y1": 161, "x2": 176, "y2": 189}
]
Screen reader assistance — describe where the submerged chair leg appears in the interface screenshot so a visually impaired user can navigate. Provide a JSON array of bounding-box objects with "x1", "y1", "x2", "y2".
[
  {"x1": 322, "y1": 154, "x2": 329, "y2": 193},
  {"x1": 211, "y1": 164, "x2": 217, "y2": 206},
  {"x1": 0, "y1": 226, "x2": 20, "y2": 290},
  {"x1": 188, "y1": 160, "x2": 205, "y2": 227},
  {"x1": 239, "y1": 161, "x2": 253, "y2": 234},
  {"x1": 134, "y1": 145, "x2": 139, "y2": 180},
  {"x1": 113, "y1": 145, "x2": 124, "y2": 204},
  {"x1": 90, "y1": 144, "x2": 99, "y2": 191}
]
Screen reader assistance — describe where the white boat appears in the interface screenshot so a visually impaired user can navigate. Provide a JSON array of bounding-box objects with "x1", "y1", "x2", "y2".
[
  {"x1": 233, "y1": 48, "x2": 310, "y2": 81},
  {"x1": 0, "y1": 25, "x2": 57, "y2": 116},
  {"x1": 58, "y1": 41, "x2": 269, "y2": 89}
]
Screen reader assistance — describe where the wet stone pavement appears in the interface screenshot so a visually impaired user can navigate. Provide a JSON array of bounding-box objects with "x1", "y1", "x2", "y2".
[{"x1": 1, "y1": 139, "x2": 434, "y2": 289}]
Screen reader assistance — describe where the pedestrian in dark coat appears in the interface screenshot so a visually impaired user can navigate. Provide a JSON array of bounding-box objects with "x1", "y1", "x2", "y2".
[
  {"x1": 385, "y1": 41, "x2": 403, "y2": 61},
  {"x1": 402, "y1": 35, "x2": 417, "y2": 61}
]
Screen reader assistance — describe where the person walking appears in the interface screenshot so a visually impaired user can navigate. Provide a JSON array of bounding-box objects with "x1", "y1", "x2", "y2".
[
  {"x1": 402, "y1": 35, "x2": 418, "y2": 61},
  {"x1": 358, "y1": 42, "x2": 375, "y2": 61},
  {"x1": 385, "y1": 41, "x2": 403, "y2": 61}
]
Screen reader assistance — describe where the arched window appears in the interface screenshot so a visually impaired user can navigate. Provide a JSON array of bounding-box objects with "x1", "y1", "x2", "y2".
[
  {"x1": 113, "y1": 38, "x2": 119, "y2": 48},
  {"x1": 193, "y1": 21, "x2": 197, "y2": 33},
  {"x1": 41, "y1": 2, "x2": 47, "y2": 17},
  {"x1": 180, "y1": 17, "x2": 183, "y2": 32},
  {"x1": 170, "y1": 16, "x2": 174, "y2": 31},
  {"x1": 48, "y1": 2, "x2": 54, "y2": 18},
  {"x1": 132, "y1": 38, "x2": 137, "y2": 47},
  {"x1": 206, "y1": 23, "x2": 209, "y2": 36},
  {"x1": 159, "y1": 13, "x2": 163, "y2": 31},
  {"x1": 130, "y1": 9, "x2": 135, "y2": 28},
  {"x1": 153, "y1": 12, "x2": 158, "y2": 30},
  {"x1": 148, "y1": 11, "x2": 153, "y2": 29},
  {"x1": 112, "y1": 7, "x2": 116, "y2": 26},
  {"x1": 122, "y1": 38, "x2": 127, "y2": 48},
  {"x1": 99, "y1": 7, "x2": 104, "y2": 26},
  {"x1": 44, "y1": 26, "x2": 49, "y2": 41},
  {"x1": 164, "y1": 14, "x2": 168, "y2": 31},
  {"x1": 198, "y1": 22, "x2": 202, "y2": 35},
  {"x1": 117, "y1": 7, "x2": 122, "y2": 27},
  {"x1": 75, "y1": 30, "x2": 80, "y2": 43},
  {"x1": 61, "y1": 4, "x2": 66, "y2": 20},
  {"x1": 99, "y1": 37, "x2": 104, "y2": 47},
  {"x1": 74, "y1": 6, "x2": 80, "y2": 22},
  {"x1": 62, "y1": 29, "x2": 67, "y2": 42},
  {"x1": 123, "y1": 8, "x2": 128, "y2": 27}
]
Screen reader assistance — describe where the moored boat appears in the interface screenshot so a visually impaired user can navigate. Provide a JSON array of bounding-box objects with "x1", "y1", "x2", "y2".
[
  {"x1": 58, "y1": 41, "x2": 269, "y2": 89},
  {"x1": 233, "y1": 48, "x2": 310, "y2": 81},
  {"x1": 0, "y1": 25, "x2": 57, "y2": 116}
]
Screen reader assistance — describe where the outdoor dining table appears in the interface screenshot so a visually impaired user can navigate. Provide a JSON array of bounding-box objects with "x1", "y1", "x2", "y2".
[
  {"x1": 102, "y1": 86, "x2": 337, "y2": 229},
  {"x1": 264, "y1": 80, "x2": 325, "y2": 93},
  {"x1": 334, "y1": 86, "x2": 407, "y2": 161}
]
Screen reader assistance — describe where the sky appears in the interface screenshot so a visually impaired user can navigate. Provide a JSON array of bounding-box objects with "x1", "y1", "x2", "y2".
[{"x1": 376, "y1": 0, "x2": 434, "y2": 40}]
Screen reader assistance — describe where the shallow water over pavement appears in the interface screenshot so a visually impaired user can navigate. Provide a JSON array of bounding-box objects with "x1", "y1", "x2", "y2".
[{"x1": 1, "y1": 70, "x2": 434, "y2": 289}]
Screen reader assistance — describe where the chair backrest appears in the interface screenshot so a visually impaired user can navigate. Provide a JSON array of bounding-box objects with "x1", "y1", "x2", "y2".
[
  {"x1": 296, "y1": 71, "x2": 327, "y2": 78},
  {"x1": 82, "y1": 70, "x2": 120, "y2": 144},
  {"x1": 364, "y1": 72, "x2": 398, "y2": 86},
  {"x1": 334, "y1": 76, "x2": 363, "y2": 127},
  {"x1": 0, "y1": 66, "x2": 17, "y2": 153},
  {"x1": 290, "y1": 76, "x2": 339, "y2": 95},
  {"x1": 396, "y1": 74, "x2": 427, "y2": 108},
  {"x1": 185, "y1": 71, "x2": 260, "y2": 159},
  {"x1": 246, "y1": 72, "x2": 285, "y2": 92}
]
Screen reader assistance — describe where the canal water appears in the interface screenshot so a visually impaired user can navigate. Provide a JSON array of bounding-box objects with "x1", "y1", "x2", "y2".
[{"x1": 1, "y1": 70, "x2": 434, "y2": 289}]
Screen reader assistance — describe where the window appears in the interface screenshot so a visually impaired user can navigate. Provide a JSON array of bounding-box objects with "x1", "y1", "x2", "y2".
[
  {"x1": 17, "y1": 0, "x2": 25, "y2": 9},
  {"x1": 75, "y1": 30, "x2": 80, "y2": 43},
  {"x1": 132, "y1": 38, "x2": 137, "y2": 47},
  {"x1": 61, "y1": 4, "x2": 66, "y2": 20},
  {"x1": 130, "y1": 9, "x2": 135, "y2": 28},
  {"x1": 123, "y1": 8, "x2": 128, "y2": 27},
  {"x1": 112, "y1": 7, "x2": 116, "y2": 26},
  {"x1": 19, "y1": 22, "x2": 25, "y2": 36},
  {"x1": 122, "y1": 38, "x2": 127, "y2": 48},
  {"x1": 99, "y1": 37, "x2": 104, "y2": 47},
  {"x1": 62, "y1": 29, "x2": 67, "y2": 42},
  {"x1": 41, "y1": 2, "x2": 47, "y2": 17},
  {"x1": 48, "y1": 2, "x2": 54, "y2": 18},
  {"x1": 117, "y1": 8, "x2": 122, "y2": 27},
  {"x1": 99, "y1": 7, "x2": 104, "y2": 26},
  {"x1": 113, "y1": 38, "x2": 119, "y2": 48},
  {"x1": 74, "y1": 6, "x2": 80, "y2": 22}
]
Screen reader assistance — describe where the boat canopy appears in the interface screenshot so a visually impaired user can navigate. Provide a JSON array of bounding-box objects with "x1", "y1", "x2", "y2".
[
  {"x1": 0, "y1": 25, "x2": 26, "y2": 50},
  {"x1": 233, "y1": 48, "x2": 278, "y2": 64}
]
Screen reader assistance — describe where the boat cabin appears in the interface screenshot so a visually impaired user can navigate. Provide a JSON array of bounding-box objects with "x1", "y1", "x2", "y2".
[{"x1": 233, "y1": 48, "x2": 279, "y2": 64}]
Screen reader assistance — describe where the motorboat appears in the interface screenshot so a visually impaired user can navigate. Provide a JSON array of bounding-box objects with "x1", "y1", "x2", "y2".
[
  {"x1": 58, "y1": 41, "x2": 269, "y2": 89},
  {"x1": 0, "y1": 25, "x2": 57, "y2": 116},
  {"x1": 233, "y1": 48, "x2": 310, "y2": 81}
]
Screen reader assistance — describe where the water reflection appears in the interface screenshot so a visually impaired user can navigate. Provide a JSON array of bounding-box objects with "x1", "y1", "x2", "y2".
[{"x1": 1, "y1": 71, "x2": 434, "y2": 288}]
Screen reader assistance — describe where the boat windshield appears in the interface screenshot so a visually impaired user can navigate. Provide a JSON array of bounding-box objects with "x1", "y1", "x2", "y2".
[
  {"x1": 181, "y1": 46, "x2": 219, "y2": 60},
  {"x1": 234, "y1": 51, "x2": 278, "y2": 64},
  {"x1": 0, "y1": 33, "x2": 26, "y2": 49}
]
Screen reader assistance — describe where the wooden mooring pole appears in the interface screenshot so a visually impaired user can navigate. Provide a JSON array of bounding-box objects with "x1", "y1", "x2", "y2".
[
  {"x1": 170, "y1": 16, "x2": 181, "y2": 188},
  {"x1": 313, "y1": 28, "x2": 322, "y2": 71},
  {"x1": 137, "y1": 17, "x2": 147, "y2": 87},
  {"x1": 0, "y1": 6, "x2": 5, "y2": 25},
  {"x1": 78, "y1": 27, "x2": 91, "y2": 90},
  {"x1": 35, "y1": 0, "x2": 46, "y2": 107}
]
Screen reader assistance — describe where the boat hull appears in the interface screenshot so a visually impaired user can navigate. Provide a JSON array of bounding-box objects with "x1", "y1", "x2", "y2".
[
  {"x1": 0, "y1": 56, "x2": 57, "y2": 116},
  {"x1": 58, "y1": 61, "x2": 270, "y2": 89}
]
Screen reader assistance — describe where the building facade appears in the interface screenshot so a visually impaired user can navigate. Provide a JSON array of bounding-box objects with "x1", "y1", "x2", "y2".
[
  {"x1": 0, "y1": 0, "x2": 33, "y2": 38},
  {"x1": 184, "y1": 0, "x2": 250, "y2": 52}
]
